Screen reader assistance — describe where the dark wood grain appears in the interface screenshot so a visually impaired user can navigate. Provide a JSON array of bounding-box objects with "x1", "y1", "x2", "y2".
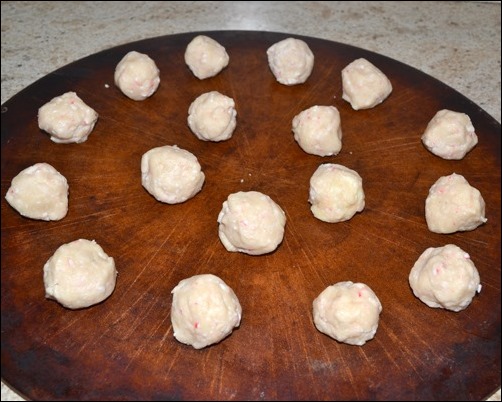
[{"x1": 1, "y1": 31, "x2": 500, "y2": 401}]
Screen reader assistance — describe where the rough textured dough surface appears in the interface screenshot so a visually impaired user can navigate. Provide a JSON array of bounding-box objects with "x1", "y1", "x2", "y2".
[
  {"x1": 267, "y1": 37, "x2": 314, "y2": 85},
  {"x1": 188, "y1": 91, "x2": 237, "y2": 142},
  {"x1": 309, "y1": 164, "x2": 365, "y2": 223},
  {"x1": 313, "y1": 281, "x2": 382, "y2": 346},
  {"x1": 292, "y1": 105, "x2": 343, "y2": 156},
  {"x1": 38, "y1": 91, "x2": 98, "y2": 144},
  {"x1": 171, "y1": 274, "x2": 242, "y2": 349},
  {"x1": 43, "y1": 239, "x2": 117, "y2": 309},
  {"x1": 421, "y1": 109, "x2": 478, "y2": 160},
  {"x1": 425, "y1": 173, "x2": 487, "y2": 234},
  {"x1": 184, "y1": 35, "x2": 229, "y2": 80},
  {"x1": 341, "y1": 58, "x2": 392, "y2": 110},
  {"x1": 5, "y1": 163, "x2": 68, "y2": 221},
  {"x1": 409, "y1": 244, "x2": 481, "y2": 312},
  {"x1": 218, "y1": 191, "x2": 286, "y2": 255},
  {"x1": 114, "y1": 51, "x2": 160, "y2": 101},
  {"x1": 141, "y1": 145, "x2": 205, "y2": 204}
]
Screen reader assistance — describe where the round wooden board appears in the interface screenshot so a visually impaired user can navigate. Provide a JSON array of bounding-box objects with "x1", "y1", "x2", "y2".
[{"x1": 1, "y1": 31, "x2": 500, "y2": 401}]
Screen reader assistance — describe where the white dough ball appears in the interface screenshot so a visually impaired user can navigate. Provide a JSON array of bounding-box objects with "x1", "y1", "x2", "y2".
[
  {"x1": 38, "y1": 92, "x2": 98, "y2": 144},
  {"x1": 141, "y1": 145, "x2": 205, "y2": 204},
  {"x1": 341, "y1": 58, "x2": 392, "y2": 110},
  {"x1": 292, "y1": 105, "x2": 343, "y2": 156},
  {"x1": 184, "y1": 35, "x2": 229, "y2": 80},
  {"x1": 313, "y1": 281, "x2": 382, "y2": 346},
  {"x1": 409, "y1": 244, "x2": 481, "y2": 312},
  {"x1": 425, "y1": 173, "x2": 487, "y2": 234},
  {"x1": 267, "y1": 37, "x2": 314, "y2": 85},
  {"x1": 218, "y1": 191, "x2": 286, "y2": 255},
  {"x1": 187, "y1": 91, "x2": 237, "y2": 142},
  {"x1": 5, "y1": 163, "x2": 68, "y2": 221},
  {"x1": 43, "y1": 239, "x2": 117, "y2": 309},
  {"x1": 421, "y1": 109, "x2": 478, "y2": 160},
  {"x1": 309, "y1": 164, "x2": 365, "y2": 223},
  {"x1": 114, "y1": 51, "x2": 160, "y2": 101},
  {"x1": 171, "y1": 274, "x2": 242, "y2": 349}
]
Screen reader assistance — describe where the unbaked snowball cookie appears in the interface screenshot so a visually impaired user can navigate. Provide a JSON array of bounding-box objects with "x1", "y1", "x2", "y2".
[
  {"x1": 341, "y1": 58, "x2": 392, "y2": 110},
  {"x1": 184, "y1": 35, "x2": 229, "y2": 79},
  {"x1": 38, "y1": 92, "x2": 98, "y2": 144},
  {"x1": 171, "y1": 274, "x2": 242, "y2": 349},
  {"x1": 309, "y1": 164, "x2": 365, "y2": 223},
  {"x1": 313, "y1": 281, "x2": 382, "y2": 346},
  {"x1": 218, "y1": 191, "x2": 286, "y2": 255},
  {"x1": 43, "y1": 239, "x2": 117, "y2": 309},
  {"x1": 409, "y1": 244, "x2": 481, "y2": 312},
  {"x1": 267, "y1": 37, "x2": 314, "y2": 85},
  {"x1": 141, "y1": 145, "x2": 205, "y2": 204},
  {"x1": 292, "y1": 105, "x2": 343, "y2": 156},
  {"x1": 425, "y1": 173, "x2": 487, "y2": 234},
  {"x1": 5, "y1": 163, "x2": 68, "y2": 221},
  {"x1": 188, "y1": 91, "x2": 237, "y2": 142},
  {"x1": 421, "y1": 109, "x2": 478, "y2": 160},
  {"x1": 114, "y1": 51, "x2": 160, "y2": 101}
]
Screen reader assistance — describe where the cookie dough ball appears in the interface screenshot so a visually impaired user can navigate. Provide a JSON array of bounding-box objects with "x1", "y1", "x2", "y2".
[
  {"x1": 292, "y1": 105, "x2": 343, "y2": 156},
  {"x1": 188, "y1": 91, "x2": 237, "y2": 142},
  {"x1": 425, "y1": 173, "x2": 487, "y2": 234},
  {"x1": 114, "y1": 51, "x2": 160, "y2": 101},
  {"x1": 218, "y1": 191, "x2": 286, "y2": 255},
  {"x1": 184, "y1": 35, "x2": 229, "y2": 80},
  {"x1": 141, "y1": 145, "x2": 205, "y2": 204},
  {"x1": 267, "y1": 37, "x2": 314, "y2": 85},
  {"x1": 5, "y1": 163, "x2": 68, "y2": 221},
  {"x1": 43, "y1": 239, "x2": 117, "y2": 309},
  {"x1": 38, "y1": 92, "x2": 98, "y2": 144},
  {"x1": 313, "y1": 281, "x2": 382, "y2": 346},
  {"x1": 171, "y1": 274, "x2": 242, "y2": 349},
  {"x1": 342, "y1": 58, "x2": 392, "y2": 110},
  {"x1": 409, "y1": 245, "x2": 481, "y2": 312},
  {"x1": 309, "y1": 164, "x2": 365, "y2": 223},
  {"x1": 421, "y1": 109, "x2": 478, "y2": 160}
]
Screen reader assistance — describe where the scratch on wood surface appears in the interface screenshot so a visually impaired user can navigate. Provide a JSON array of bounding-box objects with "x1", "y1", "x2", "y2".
[
  {"x1": 77, "y1": 211, "x2": 189, "y2": 353},
  {"x1": 349, "y1": 219, "x2": 418, "y2": 253},
  {"x1": 335, "y1": 347, "x2": 361, "y2": 399},
  {"x1": 379, "y1": 321, "x2": 424, "y2": 380},
  {"x1": 374, "y1": 336, "x2": 406, "y2": 371},
  {"x1": 357, "y1": 346, "x2": 372, "y2": 365},
  {"x1": 282, "y1": 208, "x2": 328, "y2": 286},
  {"x1": 122, "y1": 209, "x2": 189, "y2": 294},
  {"x1": 39, "y1": 315, "x2": 83, "y2": 346},
  {"x1": 164, "y1": 347, "x2": 183, "y2": 378},
  {"x1": 370, "y1": 208, "x2": 422, "y2": 227},
  {"x1": 150, "y1": 323, "x2": 175, "y2": 369}
]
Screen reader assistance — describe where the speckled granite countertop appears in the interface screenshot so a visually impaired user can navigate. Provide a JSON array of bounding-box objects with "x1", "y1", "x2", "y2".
[{"x1": 1, "y1": 1, "x2": 500, "y2": 400}]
